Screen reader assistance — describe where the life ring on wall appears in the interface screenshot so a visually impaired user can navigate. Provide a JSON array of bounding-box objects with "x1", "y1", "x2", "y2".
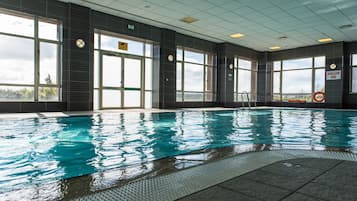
[{"x1": 313, "y1": 92, "x2": 325, "y2": 103}]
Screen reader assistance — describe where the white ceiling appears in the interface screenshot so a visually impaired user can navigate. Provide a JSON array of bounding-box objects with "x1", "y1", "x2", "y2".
[{"x1": 60, "y1": 0, "x2": 357, "y2": 51}]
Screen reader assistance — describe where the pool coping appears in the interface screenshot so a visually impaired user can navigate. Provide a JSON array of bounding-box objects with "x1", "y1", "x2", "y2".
[
  {"x1": 72, "y1": 149, "x2": 357, "y2": 201},
  {"x1": 1, "y1": 106, "x2": 357, "y2": 119}
]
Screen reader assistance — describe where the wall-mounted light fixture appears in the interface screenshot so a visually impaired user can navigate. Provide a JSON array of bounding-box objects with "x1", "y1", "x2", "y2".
[
  {"x1": 168, "y1": 54, "x2": 174, "y2": 62},
  {"x1": 330, "y1": 63, "x2": 337, "y2": 70},
  {"x1": 229, "y1": 64, "x2": 234, "y2": 69},
  {"x1": 76, "y1": 39, "x2": 86, "y2": 48}
]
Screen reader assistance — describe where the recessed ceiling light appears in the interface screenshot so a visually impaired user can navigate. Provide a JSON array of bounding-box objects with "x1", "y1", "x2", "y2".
[
  {"x1": 230, "y1": 33, "x2": 245, "y2": 38},
  {"x1": 318, "y1": 38, "x2": 333, "y2": 43},
  {"x1": 269, "y1": 46, "x2": 281, "y2": 50},
  {"x1": 180, "y1": 16, "x2": 198, "y2": 24}
]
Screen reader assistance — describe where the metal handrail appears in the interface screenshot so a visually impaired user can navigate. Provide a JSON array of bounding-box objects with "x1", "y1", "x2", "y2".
[{"x1": 240, "y1": 92, "x2": 258, "y2": 109}]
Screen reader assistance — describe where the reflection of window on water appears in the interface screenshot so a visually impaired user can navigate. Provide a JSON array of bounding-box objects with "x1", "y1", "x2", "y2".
[
  {"x1": 273, "y1": 56, "x2": 326, "y2": 103},
  {"x1": 176, "y1": 47, "x2": 216, "y2": 102},
  {"x1": 0, "y1": 9, "x2": 62, "y2": 102}
]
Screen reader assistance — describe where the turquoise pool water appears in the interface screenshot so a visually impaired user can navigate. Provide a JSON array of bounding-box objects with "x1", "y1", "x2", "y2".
[{"x1": 1, "y1": 108, "x2": 357, "y2": 192}]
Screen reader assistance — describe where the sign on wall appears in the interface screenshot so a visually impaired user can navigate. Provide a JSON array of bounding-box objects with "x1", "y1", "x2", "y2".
[
  {"x1": 118, "y1": 42, "x2": 128, "y2": 51},
  {"x1": 326, "y1": 70, "x2": 341, "y2": 80}
]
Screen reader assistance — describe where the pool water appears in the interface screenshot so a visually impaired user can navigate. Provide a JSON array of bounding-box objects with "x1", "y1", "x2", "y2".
[{"x1": 0, "y1": 109, "x2": 357, "y2": 192}]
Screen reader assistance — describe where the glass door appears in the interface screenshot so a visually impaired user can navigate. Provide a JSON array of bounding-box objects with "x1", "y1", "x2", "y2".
[
  {"x1": 123, "y1": 57, "x2": 142, "y2": 108},
  {"x1": 100, "y1": 53, "x2": 143, "y2": 109}
]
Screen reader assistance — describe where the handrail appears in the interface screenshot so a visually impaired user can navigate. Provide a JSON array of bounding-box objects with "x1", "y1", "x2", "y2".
[{"x1": 240, "y1": 92, "x2": 257, "y2": 109}]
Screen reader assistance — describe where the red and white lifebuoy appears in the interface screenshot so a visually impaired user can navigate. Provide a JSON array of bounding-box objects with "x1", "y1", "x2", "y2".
[{"x1": 313, "y1": 92, "x2": 325, "y2": 103}]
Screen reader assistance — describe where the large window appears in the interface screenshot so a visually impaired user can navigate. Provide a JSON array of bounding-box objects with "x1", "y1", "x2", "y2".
[
  {"x1": 176, "y1": 48, "x2": 216, "y2": 102},
  {"x1": 94, "y1": 31, "x2": 153, "y2": 109},
  {"x1": 351, "y1": 54, "x2": 357, "y2": 93},
  {"x1": 273, "y1": 56, "x2": 325, "y2": 102},
  {"x1": 0, "y1": 9, "x2": 62, "y2": 102},
  {"x1": 233, "y1": 57, "x2": 257, "y2": 102}
]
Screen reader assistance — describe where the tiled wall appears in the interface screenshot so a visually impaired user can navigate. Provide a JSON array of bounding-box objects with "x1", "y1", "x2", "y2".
[
  {"x1": 65, "y1": 4, "x2": 93, "y2": 111},
  {"x1": 1, "y1": 0, "x2": 357, "y2": 112}
]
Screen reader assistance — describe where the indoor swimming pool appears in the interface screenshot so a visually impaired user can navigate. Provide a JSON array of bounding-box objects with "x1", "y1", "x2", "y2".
[{"x1": 1, "y1": 108, "x2": 357, "y2": 192}]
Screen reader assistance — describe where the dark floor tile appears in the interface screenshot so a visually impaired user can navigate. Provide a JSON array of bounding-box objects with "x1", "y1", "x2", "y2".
[
  {"x1": 282, "y1": 193, "x2": 325, "y2": 201},
  {"x1": 177, "y1": 186, "x2": 260, "y2": 201},
  {"x1": 239, "y1": 169, "x2": 316, "y2": 191},
  {"x1": 298, "y1": 181, "x2": 357, "y2": 201},
  {"x1": 314, "y1": 170, "x2": 357, "y2": 188},
  {"x1": 328, "y1": 161, "x2": 357, "y2": 177},
  {"x1": 219, "y1": 178, "x2": 291, "y2": 201}
]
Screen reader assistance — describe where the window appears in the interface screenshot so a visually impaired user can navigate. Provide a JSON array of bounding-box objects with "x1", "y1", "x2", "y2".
[
  {"x1": 0, "y1": 9, "x2": 62, "y2": 102},
  {"x1": 176, "y1": 48, "x2": 216, "y2": 102},
  {"x1": 273, "y1": 56, "x2": 325, "y2": 102},
  {"x1": 233, "y1": 58, "x2": 257, "y2": 102},
  {"x1": 351, "y1": 54, "x2": 357, "y2": 93},
  {"x1": 93, "y1": 31, "x2": 154, "y2": 109}
]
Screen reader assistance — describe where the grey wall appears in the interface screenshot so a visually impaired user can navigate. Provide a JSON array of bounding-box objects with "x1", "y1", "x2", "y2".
[
  {"x1": 257, "y1": 52, "x2": 271, "y2": 103},
  {"x1": 158, "y1": 29, "x2": 176, "y2": 109},
  {"x1": 65, "y1": 4, "x2": 93, "y2": 111}
]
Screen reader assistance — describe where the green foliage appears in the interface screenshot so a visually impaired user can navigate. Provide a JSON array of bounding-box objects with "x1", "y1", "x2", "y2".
[
  {"x1": 39, "y1": 74, "x2": 57, "y2": 101},
  {"x1": 0, "y1": 74, "x2": 57, "y2": 101}
]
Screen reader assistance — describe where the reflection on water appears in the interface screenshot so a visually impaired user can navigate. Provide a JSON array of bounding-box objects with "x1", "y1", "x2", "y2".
[{"x1": 0, "y1": 109, "x2": 357, "y2": 194}]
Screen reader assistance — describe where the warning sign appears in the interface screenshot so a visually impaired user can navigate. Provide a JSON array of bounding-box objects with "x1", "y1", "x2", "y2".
[
  {"x1": 326, "y1": 70, "x2": 341, "y2": 80},
  {"x1": 118, "y1": 42, "x2": 128, "y2": 51}
]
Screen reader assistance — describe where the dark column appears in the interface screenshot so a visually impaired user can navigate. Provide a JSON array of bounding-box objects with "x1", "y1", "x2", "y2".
[
  {"x1": 156, "y1": 29, "x2": 176, "y2": 109},
  {"x1": 217, "y1": 44, "x2": 234, "y2": 107},
  {"x1": 343, "y1": 42, "x2": 357, "y2": 108},
  {"x1": 64, "y1": 4, "x2": 93, "y2": 111},
  {"x1": 257, "y1": 52, "x2": 271, "y2": 103},
  {"x1": 325, "y1": 56, "x2": 344, "y2": 107}
]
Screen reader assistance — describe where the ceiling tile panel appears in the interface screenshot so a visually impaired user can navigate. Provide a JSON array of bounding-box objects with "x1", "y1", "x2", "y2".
[{"x1": 59, "y1": 0, "x2": 357, "y2": 51}]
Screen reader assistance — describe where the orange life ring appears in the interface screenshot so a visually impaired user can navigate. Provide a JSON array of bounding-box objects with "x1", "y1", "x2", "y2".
[{"x1": 313, "y1": 92, "x2": 325, "y2": 102}]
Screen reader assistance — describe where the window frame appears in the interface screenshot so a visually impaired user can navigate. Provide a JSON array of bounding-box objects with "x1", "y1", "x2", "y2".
[
  {"x1": 272, "y1": 56, "x2": 326, "y2": 103},
  {"x1": 351, "y1": 53, "x2": 357, "y2": 94},
  {"x1": 0, "y1": 9, "x2": 62, "y2": 102},
  {"x1": 93, "y1": 30, "x2": 154, "y2": 109},
  {"x1": 176, "y1": 47, "x2": 216, "y2": 102},
  {"x1": 233, "y1": 57, "x2": 258, "y2": 102}
]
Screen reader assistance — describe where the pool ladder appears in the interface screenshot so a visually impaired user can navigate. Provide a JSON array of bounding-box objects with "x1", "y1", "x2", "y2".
[{"x1": 241, "y1": 92, "x2": 256, "y2": 109}]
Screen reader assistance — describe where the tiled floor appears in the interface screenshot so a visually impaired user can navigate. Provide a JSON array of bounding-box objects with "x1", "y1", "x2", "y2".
[{"x1": 177, "y1": 158, "x2": 357, "y2": 201}]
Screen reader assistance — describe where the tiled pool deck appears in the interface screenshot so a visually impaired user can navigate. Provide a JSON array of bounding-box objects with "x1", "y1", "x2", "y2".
[{"x1": 178, "y1": 158, "x2": 357, "y2": 201}]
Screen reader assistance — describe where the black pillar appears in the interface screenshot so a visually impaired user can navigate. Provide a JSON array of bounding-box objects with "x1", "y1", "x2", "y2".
[
  {"x1": 65, "y1": 4, "x2": 93, "y2": 111},
  {"x1": 217, "y1": 44, "x2": 234, "y2": 107},
  {"x1": 156, "y1": 29, "x2": 176, "y2": 109}
]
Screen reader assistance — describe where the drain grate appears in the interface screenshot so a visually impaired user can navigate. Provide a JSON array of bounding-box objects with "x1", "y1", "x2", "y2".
[{"x1": 73, "y1": 150, "x2": 357, "y2": 201}]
